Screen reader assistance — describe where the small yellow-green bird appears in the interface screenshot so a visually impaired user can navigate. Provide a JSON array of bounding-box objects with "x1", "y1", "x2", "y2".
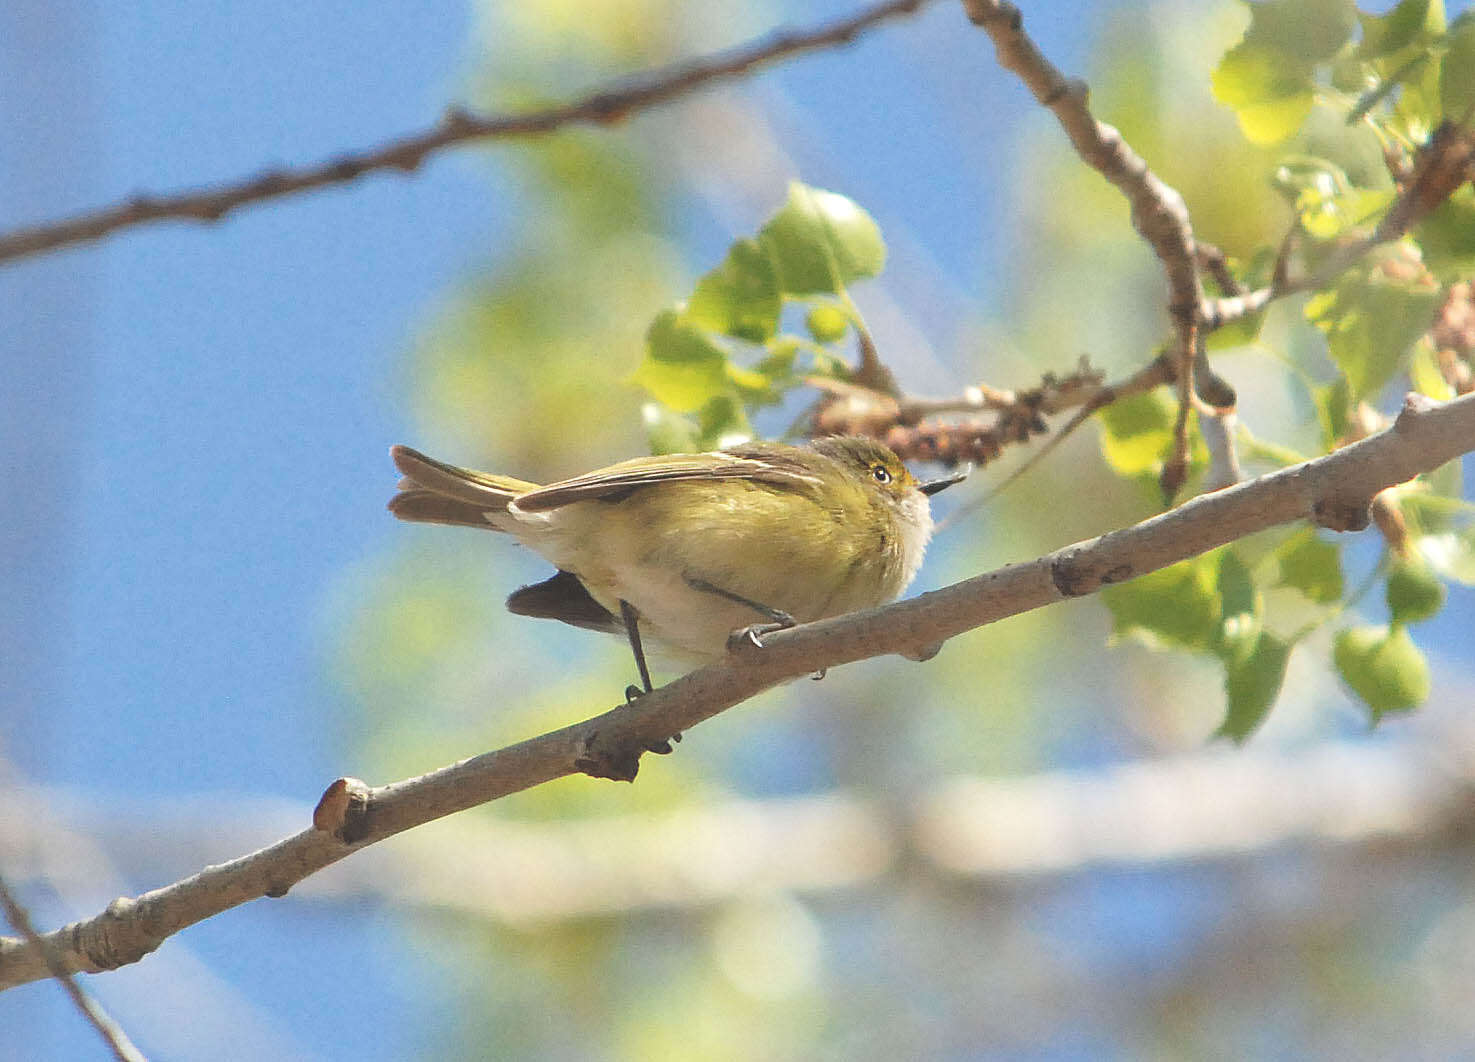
[{"x1": 389, "y1": 437, "x2": 963, "y2": 695}]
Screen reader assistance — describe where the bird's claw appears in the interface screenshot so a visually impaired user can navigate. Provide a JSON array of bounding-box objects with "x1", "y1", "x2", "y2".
[{"x1": 730, "y1": 618, "x2": 795, "y2": 652}]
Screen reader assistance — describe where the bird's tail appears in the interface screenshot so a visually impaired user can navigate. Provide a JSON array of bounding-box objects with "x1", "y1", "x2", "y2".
[{"x1": 387, "y1": 444, "x2": 541, "y2": 530}]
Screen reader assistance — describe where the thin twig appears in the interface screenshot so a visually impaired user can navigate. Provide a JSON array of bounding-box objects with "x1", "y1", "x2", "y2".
[
  {"x1": 896, "y1": 360, "x2": 1104, "y2": 422},
  {"x1": 3, "y1": 389, "x2": 1471, "y2": 992},
  {"x1": 1203, "y1": 120, "x2": 1475, "y2": 330},
  {"x1": 0, "y1": 875, "x2": 146, "y2": 1061},
  {"x1": 0, "y1": 0, "x2": 932, "y2": 265},
  {"x1": 1161, "y1": 327, "x2": 1199, "y2": 503},
  {"x1": 961, "y1": 0, "x2": 1207, "y2": 503},
  {"x1": 1195, "y1": 241, "x2": 1243, "y2": 297},
  {"x1": 812, "y1": 361, "x2": 1107, "y2": 468},
  {"x1": 934, "y1": 354, "x2": 1174, "y2": 532}
]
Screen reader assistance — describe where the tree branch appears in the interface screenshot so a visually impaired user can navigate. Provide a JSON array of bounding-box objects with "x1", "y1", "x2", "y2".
[
  {"x1": 3, "y1": 390, "x2": 1472, "y2": 992},
  {"x1": 0, "y1": 875, "x2": 146, "y2": 1061},
  {"x1": 1202, "y1": 120, "x2": 1475, "y2": 331},
  {"x1": 0, "y1": 0, "x2": 932, "y2": 265},
  {"x1": 961, "y1": 0, "x2": 1208, "y2": 501},
  {"x1": 961, "y1": 0, "x2": 1201, "y2": 337}
]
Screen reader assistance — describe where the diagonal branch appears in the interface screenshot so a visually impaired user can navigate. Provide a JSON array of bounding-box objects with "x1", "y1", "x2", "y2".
[
  {"x1": 3, "y1": 390, "x2": 1473, "y2": 992},
  {"x1": 0, "y1": 0, "x2": 932, "y2": 265},
  {"x1": 0, "y1": 875, "x2": 146, "y2": 1061},
  {"x1": 961, "y1": 0, "x2": 1207, "y2": 500},
  {"x1": 961, "y1": 0, "x2": 1201, "y2": 337}
]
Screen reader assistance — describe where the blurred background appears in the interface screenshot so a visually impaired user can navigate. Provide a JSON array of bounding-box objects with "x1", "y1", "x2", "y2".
[{"x1": 4, "y1": 0, "x2": 1475, "y2": 1057}]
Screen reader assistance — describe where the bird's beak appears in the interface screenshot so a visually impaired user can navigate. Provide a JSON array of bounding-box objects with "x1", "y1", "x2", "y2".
[{"x1": 919, "y1": 466, "x2": 970, "y2": 496}]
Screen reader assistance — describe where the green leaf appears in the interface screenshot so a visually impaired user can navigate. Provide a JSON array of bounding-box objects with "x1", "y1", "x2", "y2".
[
  {"x1": 1423, "y1": 452, "x2": 1465, "y2": 501},
  {"x1": 1275, "y1": 529, "x2": 1345, "y2": 604},
  {"x1": 1441, "y1": 12, "x2": 1475, "y2": 119},
  {"x1": 1350, "y1": 0, "x2": 1444, "y2": 132},
  {"x1": 1386, "y1": 557, "x2": 1448, "y2": 623},
  {"x1": 1358, "y1": 0, "x2": 1443, "y2": 61},
  {"x1": 1218, "y1": 633, "x2": 1293, "y2": 742},
  {"x1": 1333, "y1": 624, "x2": 1431, "y2": 718},
  {"x1": 725, "y1": 359, "x2": 775, "y2": 400},
  {"x1": 1103, "y1": 554, "x2": 1222, "y2": 652},
  {"x1": 1097, "y1": 389, "x2": 1176, "y2": 477},
  {"x1": 1212, "y1": 0, "x2": 1355, "y2": 144},
  {"x1": 632, "y1": 310, "x2": 730, "y2": 412},
  {"x1": 758, "y1": 182, "x2": 886, "y2": 295},
  {"x1": 1244, "y1": 0, "x2": 1357, "y2": 60},
  {"x1": 1304, "y1": 248, "x2": 1441, "y2": 400},
  {"x1": 686, "y1": 238, "x2": 781, "y2": 342},
  {"x1": 755, "y1": 336, "x2": 801, "y2": 380},
  {"x1": 1271, "y1": 155, "x2": 1351, "y2": 206},
  {"x1": 1409, "y1": 337, "x2": 1456, "y2": 398},
  {"x1": 1414, "y1": 526, "x2": 1475, "y2": 583},
  {"x1": 1298, "y1": 187, "x2": 1394, "y2": 240},
  {"x1": 641, "y1": 402, "x2": 700, "y2": 455},
  {"x1": 1400, "y1": 480, "x2": 1475, "y2": 584},
  {"x1": 1216, "y1": 550, "x2": 1262, "y2": 665},
  {"x1": 805, "y1": 304, "x2": 849, "y2": 344},
  {"x1": 696, "y1": 394, "x2": 751, "y2": 449},
  {"x1": 1416, "y1": 190, "x2": 1475, "y2": 275},
  {"x1": 1314, "y1": 378, "x2": 1351, "y2": 447},
  {"x1": 1213, "y1": 40, "x2": 1317, "y2": 144}
]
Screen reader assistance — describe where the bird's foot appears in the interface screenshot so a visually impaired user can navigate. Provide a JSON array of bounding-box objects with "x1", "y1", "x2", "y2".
[
  {"x1": 729, "y1": 612, "x2": 796, "y2": 652},
  {"x1": 622, "y1": 684, "x2": 681, "y2": 754}
]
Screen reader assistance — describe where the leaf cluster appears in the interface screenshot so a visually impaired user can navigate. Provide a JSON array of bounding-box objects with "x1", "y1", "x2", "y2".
[
  {"x1": 1098, "y1": 0, "x2": 1475, "y2": 737},
  {"x1": 632, "y1": 181, "x2": 886, "y2": 452}
]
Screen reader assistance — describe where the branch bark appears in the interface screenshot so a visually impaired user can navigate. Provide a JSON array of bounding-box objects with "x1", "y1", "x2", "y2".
[
  {"x1": 0, "y1": 0, "x2": 931, "y2": 265},
  {"x1": 0, "y1": 876, "x2": 146, "y2": 1061},
  {"x1": 3, "y1": 389, "x2": 1473, "y2": 992}
]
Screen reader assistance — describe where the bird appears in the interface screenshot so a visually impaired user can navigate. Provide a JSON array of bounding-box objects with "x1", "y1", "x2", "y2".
[{"x1": 388, "y1": 436, "x2": 964, "y2": 698}]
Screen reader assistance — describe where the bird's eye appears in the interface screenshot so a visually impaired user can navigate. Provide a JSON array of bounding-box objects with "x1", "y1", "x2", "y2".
[{"x1": 871, "y1": 465, "x2": 891, "y2": 484}]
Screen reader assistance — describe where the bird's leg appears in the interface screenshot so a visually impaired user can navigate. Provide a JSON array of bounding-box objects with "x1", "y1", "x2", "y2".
[
  {"x1": 620, "y1": 599, "x2": 654, "y2": 701},
  {"x1": 683, "y1": 576, "x2": 796, "y2": 649},
  {"x1": 619, "y1": 599, "x2": 677, "y2": 754}
]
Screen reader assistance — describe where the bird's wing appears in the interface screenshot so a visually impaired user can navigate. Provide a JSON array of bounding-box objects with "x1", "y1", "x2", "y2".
[{"x1": 511, "y1": 447, "x2": 824, "y2": 512}]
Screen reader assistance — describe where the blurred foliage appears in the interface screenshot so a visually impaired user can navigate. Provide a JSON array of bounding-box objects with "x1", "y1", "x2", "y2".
[
  {"x1": 634, "y1": 181, "x2": 884, "y2": 450},
  {"x1": 330, "y1": 0, "x2": 1475, "y2": 1057},
  {"x1": 1090, "y1": 0, "x2": 1475, "y2": 738}
]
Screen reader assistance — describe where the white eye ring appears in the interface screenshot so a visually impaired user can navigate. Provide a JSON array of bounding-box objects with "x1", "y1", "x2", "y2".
[{"x1": 871, "y1": 465, "x2": 891, "y2": 484}]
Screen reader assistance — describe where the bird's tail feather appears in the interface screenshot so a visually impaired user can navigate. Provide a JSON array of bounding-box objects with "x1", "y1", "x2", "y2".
[{"x1": 387, "y1": 444, "x2": 541, "y2": 530}]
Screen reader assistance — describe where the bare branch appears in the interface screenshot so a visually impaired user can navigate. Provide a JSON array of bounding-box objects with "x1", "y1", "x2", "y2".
[
  {"x1": 813, "y1": 359, "x2": 1109, "y2": 468},
  {"x1": 1196, "y1": 241, "x2": 1243, "y2": 297},
  {"x1": 0, "y1": 0, "x2": 932, "y2": 265},
  {"x1": 1161, "y1": 326, "x2": 1198, "y2": 503},
  {"x1": 0, "y1": 875, "x2": 146, "y2": 1061},
  {"x1": 2, "y1": 390, "x2": 1472, "y2": 991},
  {"x1": 961, "y1": 0, "x2": 1210, "y2": 504},
  {"x1": 961, "y1": 0, "x2": 1201, "y2": 339},
  {"x1": 931, "y1": 355, "x2": 1176, "y2": 532}
]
